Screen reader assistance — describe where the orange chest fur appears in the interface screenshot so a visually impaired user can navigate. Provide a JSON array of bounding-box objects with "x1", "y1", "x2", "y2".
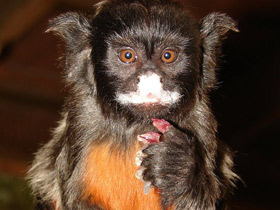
[{"x1": 82, "y1": 143, "x2": 162, "y2": 210}]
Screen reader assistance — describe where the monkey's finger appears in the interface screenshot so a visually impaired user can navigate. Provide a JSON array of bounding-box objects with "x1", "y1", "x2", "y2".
[
  {"x1": 152, "y1": 118, "x2": 172, "y2": 133},
  {"x1": 143, "y1": 181, "x2": 153, "y2": 195},
  {"x1": 136, "y1": 132, "x2": 160, "y2": 167},
  {"x1": 136, "y1": 165, "x2": 154, "y2": 182},
  {"x1": 135, "y1": 166, "x2": 145, "y2": 181},
  {"x1": 141, "y1": 143, "x2": 160, "y2": 156},
  {"x1": 135, "y1": 167, "x2": 153, "y2": 194},
  {"x1": 135, "y1": 145, "x2": 149, "y2": 166},
  {"x1": 135, "y1": 156, "x2": 142, "y2": 166},
  {"x1": 135, "y1": 152, "x2": 145, "y2": 167}
]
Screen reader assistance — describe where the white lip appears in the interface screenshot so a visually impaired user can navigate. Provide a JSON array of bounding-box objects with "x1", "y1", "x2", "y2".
[{"x1": 116, "y1": 73, "x2": 181, "y2": 105}]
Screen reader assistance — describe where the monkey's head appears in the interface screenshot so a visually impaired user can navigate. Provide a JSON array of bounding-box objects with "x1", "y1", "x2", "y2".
[{"x1": 48, "y1": 0, "x2": 238, "y2": 122}]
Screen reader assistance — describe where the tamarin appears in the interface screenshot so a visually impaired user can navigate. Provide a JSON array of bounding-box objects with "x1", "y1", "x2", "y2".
[{"x1": 27, "y1": 0, "x2": 239, "y2": 209}]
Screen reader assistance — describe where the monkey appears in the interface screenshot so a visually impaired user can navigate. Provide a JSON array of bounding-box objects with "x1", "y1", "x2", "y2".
[{"x1": 27, "y1": 0, "x2": 239, "y2": 209}]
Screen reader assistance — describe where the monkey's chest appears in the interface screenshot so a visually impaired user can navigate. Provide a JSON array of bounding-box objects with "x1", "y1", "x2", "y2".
[{"x1": 82, "y1": 143, "x2": 162, "y2": 210}]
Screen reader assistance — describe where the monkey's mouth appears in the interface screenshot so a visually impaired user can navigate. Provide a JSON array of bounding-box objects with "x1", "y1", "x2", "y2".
[
  {"x1": 115, "y1": 73, "x2": 181, "y2": 106},
  {"x1": 115, "y1": 91, "x2": 181, "y2": 105},
  {"x1": 115, "y1": 91, "x2": 181, "y2": 118},
  {"x1": 129, "y1": 102, "x2": 171, "y2": 118}
]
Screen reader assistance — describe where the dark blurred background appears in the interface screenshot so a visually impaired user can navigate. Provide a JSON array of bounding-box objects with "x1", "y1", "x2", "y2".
[{"x1": 0, "y1": 0, "x2": 279, "y2": 209}]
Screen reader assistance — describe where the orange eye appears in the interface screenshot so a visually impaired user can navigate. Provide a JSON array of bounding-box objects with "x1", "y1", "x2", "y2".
[
  {"x1": 161, "y1": 50, "x2": 177, "y2": 63},
  {"x1": 120, "y1": 49, "x2": 136, "y2": 63}
]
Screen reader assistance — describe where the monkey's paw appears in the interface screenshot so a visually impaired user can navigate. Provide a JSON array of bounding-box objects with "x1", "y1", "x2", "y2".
[
  {"x1": 136, "y1": 119, "x2": 193, "y2": 196},
  {"x1": 135, "y1": 119, "x2": 171, "y2": 194}
]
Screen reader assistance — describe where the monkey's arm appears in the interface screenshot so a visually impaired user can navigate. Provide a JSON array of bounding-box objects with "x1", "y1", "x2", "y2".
[{"x1": 140, "y1": 125, "x2": 235, "y2": 210}]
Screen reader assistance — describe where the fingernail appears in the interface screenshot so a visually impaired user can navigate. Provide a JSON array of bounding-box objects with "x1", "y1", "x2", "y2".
[
  {"x1": 136, "y1": 146, "x2": 148, "y2": 159},
  {"x1": 135, "y1": 167, "x2": 145, "y2": 181},
  {"x1": 135, "y1": 156, "x2": 142, "y2": 166},
  {"x1": 143, "y1": 181, "x2": 153, "y2": 194}
]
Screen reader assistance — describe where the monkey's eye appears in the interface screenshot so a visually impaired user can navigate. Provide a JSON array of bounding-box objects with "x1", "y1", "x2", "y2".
[
  {"x1": 161, "y1": 50, "x2": 177, "y2": 63},
  {"x1": 120, "y1": 49, "x2": 137, "y2": 63}
]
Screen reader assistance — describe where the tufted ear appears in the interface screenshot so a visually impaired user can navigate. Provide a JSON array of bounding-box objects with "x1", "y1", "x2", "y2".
[
  {"x1": 47, "y1": 12, "x2": 92, "y2": 52},
  {"x1": 200, "y1": 13, "x2": 238, "y2": 91},
  {"x1": 47, "y1": 12, "x2": 93, "y2": 84}
]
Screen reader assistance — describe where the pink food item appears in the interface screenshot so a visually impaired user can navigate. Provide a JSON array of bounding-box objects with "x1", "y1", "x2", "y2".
[
  {"x1": 137, "y1": 119, "x2": 172, "y2": 144},
  {"x1": 137, "y1": 132, "x2": 161, "y2": 144},
  {"x1": 152, "y1": 118, "x2": 172, "y2": 133}
]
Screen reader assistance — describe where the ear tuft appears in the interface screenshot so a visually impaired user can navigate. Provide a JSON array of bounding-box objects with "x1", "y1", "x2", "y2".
[
  {"x1": 200, "y1": 13, "x2": 238, "y2": 91},
  {"x1": 200, "y1": 13, "x2": 239, "y2": 39},
  {"x1": 46, "y1": 12, "x2": 91, "y2": 51}
]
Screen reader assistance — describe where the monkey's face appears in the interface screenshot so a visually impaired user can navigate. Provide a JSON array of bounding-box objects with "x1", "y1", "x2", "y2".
[{"x1": 91, "y1": 2, "x2": 202, "y2": 119}]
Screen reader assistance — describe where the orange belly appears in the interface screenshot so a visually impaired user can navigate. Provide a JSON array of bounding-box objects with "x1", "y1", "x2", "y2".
[{"x1": 82, "y1": 142, "x2": 162, "y2": 210}]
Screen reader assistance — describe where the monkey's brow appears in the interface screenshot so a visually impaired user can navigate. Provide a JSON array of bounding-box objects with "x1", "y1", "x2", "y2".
[
  {"x1": 108, "y1": 30, "x2": 190, "y2": 51},
  {"x1": 107, "y1": 33, "x2": 145, "y2": 50}
]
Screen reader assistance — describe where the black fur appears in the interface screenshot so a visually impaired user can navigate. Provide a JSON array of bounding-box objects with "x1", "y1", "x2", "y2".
[{"x1": 27, "y1": 0, "x2": 238, "y2": 209}]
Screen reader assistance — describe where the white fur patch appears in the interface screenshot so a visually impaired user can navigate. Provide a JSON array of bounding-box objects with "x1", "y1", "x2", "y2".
[{"x1": 116, "y1": 73, "x2": 181, "y2": 105}]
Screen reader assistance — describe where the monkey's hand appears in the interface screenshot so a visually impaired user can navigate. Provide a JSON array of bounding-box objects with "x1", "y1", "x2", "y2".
[
  {"x1": 136, "y1": 119, "x2": 219, "y2": 209},
  {"x1": 135, "y1": 119, "x2": 173, "y2": 194}
]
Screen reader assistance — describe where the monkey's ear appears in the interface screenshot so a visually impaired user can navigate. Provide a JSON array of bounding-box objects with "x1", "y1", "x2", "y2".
[
  {"x1": 47, "y1": 13, "x2": 93, "y2": 84},
  {"x1": 200, "y1": 13, "x2": 238, "y2": 90},
  {"x1": 46, "y1": 12, "x2": 92, "y2": 52}
]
